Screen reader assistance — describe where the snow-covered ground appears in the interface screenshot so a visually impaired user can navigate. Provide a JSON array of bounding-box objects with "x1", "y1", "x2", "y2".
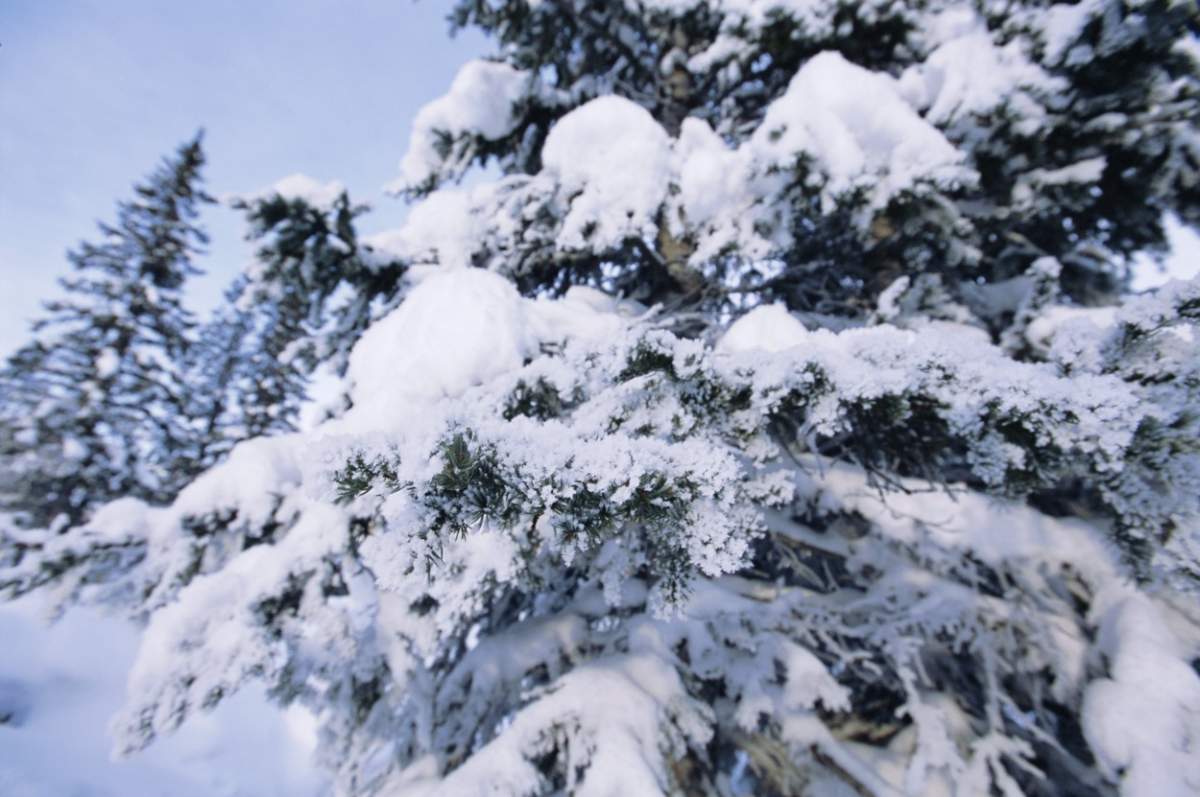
[{"x1": 0, "y1": 597, "x2": 327, "y2": 797}]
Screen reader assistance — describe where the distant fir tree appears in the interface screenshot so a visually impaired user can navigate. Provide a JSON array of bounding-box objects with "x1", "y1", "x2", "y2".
[
  {"x1": 188, "y1": 177, "x2": 406, "y2": 474},
  {"x1": 183, "y1": 275, "x2": 264, "y2": 473},
  {"x1": 0, "y1": 133, "x2": 211, "y2": 529}
]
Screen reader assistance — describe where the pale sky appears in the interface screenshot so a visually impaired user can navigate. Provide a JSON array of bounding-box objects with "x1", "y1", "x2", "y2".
[{"x1": 0, "y1": 0, "x2": 486, "y2": 356}]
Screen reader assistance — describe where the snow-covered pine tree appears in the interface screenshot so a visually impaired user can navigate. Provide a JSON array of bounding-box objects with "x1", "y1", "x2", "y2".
[
  {"x1": 0, "y1": 133, "x2": 211, "y2": 531},
  {"x1": 3, "y1": 3, "x2": 1200, "y2": 796},
  {"x1": 231, "y1": 175, "x2": 408, "y2": 377},
  {"x1": 184, "y1": 274, "x2": 275, "y2": 473},
  {"x1": 186, "y1": 176, "x2": 408, "y2": 472}
]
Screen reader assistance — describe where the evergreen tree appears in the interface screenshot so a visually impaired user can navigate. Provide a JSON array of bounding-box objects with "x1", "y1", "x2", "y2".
[
  {"x1": 0, "y1": 133, "x2": 211, "y2": 529},
  {"x1": 186, "y1": 177, "x2": 407, "y2": 473},
  {"x1": 183, "y1": 275, "x2": 267, "y2": 473},
  {"x1": 416, "y1": 0, "x2": 1199, "y2": 318},
  {"x1": 231, "y1": 176, "x2": 407, "y2": 378},
  {"x1": 4, "y1": 4, "x2": 1200, "y2": 797}
]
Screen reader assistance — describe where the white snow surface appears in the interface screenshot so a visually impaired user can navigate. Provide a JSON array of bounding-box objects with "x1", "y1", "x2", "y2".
[
  {"x1": 345, "y1": 268, "x2": 535, "y2": 416},
  {"x1": 95, "y1": 348, "x2": 120, "y2": 379},
  {"x1": 238, "y1": 173, "x2": 346, "y2": 208},
  {"x1": 717, "y1": 303, "x2": 808, "y2": 353},
  {"x1": 0, "y1": 597, "x2": 325, "y2": 797},
  {"x1": 341, "y1": 269, "x2": 632, "y2": 433},
  {"x1": 541, "y1": 96, "x2": 674, "y2": 250},
  {"x1": 900, "y1": 8, "x2": 1060, "y2": 131},
  {"x1": 1134, "y1": 214, "x2": 1200, "y2": 290},
  {"x1": 364, "y1": 189, "x2": 482, "y2": 270},
  {"x1": 755, "y1": 52, "x2": 969, "y2": 211},
  {"x1": 1083, "y1": 589, "x2": 1200, "y2": 797},
  {"x1": 1035, "y1": 0, "x2": 1105, "y2": 65}
]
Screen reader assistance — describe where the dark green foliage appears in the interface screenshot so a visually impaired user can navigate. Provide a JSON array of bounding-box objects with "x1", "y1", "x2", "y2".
[
  {"x1": 232, "y1": 189, "x2": 406, "y2": 377},
  {"x1": 618, "y1": 338, "x2": 678, "y2": 382},
  {"x1": 833, "y1": 394, "x2": 963, "y2": 483},
  {"x1": 502, "y1": 378, "x2": 570, "y2": 421},
  {"x1": 426, "y1": 432, "x2": 525, "y2": 537},
  {"x1": 337, "y1": 426, "x2": 708, "y2": 595},
  {"x1": 333, "y1": 450, "x2": 405, "y2": 503}
]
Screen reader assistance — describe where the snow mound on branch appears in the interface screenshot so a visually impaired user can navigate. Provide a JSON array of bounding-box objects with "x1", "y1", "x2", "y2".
[
  {"x1": 899, "y1": 8, "x2": 1060, "y2": 129},
  {"x1": 672, "y1": 118, "x2": 772, "y2": 263},
  {"x1": 394, "y1": 60, "x2": 529, "y2": 192},
  {"x1": 346, "y1": 269, "x2": 534, "y2": 413},
  {"x1": 528, "y1": 286, "x2": 638, "y2": 342},
  {"x1": 542, "y1": 96, "x2": 672, "y2": 249},
  {"x1": 341, "y1": 270, "x2": 633, "y2": 432},
  {"x1": 1084, "y1": 590, "x2": 1200, "y2": 797},
  {"x1": 753, "y1": 51, "x2": 969, "y2": 209},
  {"x1": 238, "y1": 174, "x2": 346, "y2": 208},
  {"x1": 1023, "y1": 305, "x2": 1117, "y2": 356},
  {"x1": 172, "y1": 436, "x2": 306, "y2": 528},
  {"x1": 674, "y1": 118, "x2": 741, "y2": 229},
  {"x1": 363, "y1": 189, "x2": 481, "y2": 269},
  {"x1": 376, "y1": 53, "x2": 980, "y2": 273},
  {"x1": 717, "y1": 304, "x2": 808, "y2": 354},
  {"x1": 1035, "y1": 0, "x2": 1105, "y2": 65},
  {"x1": 398, "y1": 652, "x2": 711, "y2": 796}
]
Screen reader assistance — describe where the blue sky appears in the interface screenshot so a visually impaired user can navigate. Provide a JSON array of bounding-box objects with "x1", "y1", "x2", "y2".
[{"x1": 0, "y1": 0, "x2": 486, "y2": 356}]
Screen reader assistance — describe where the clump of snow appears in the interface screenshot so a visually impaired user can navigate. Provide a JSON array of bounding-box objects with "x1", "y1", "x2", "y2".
[
  {"x1": 673, "y1": 119, "x2": 739, "y2": 230},
  {"x1": 1035, "y1": 0, "x2": 1104, "y2": 65},
  {"x1": 899, "y1": 8, "x2": 1061, "y2": 131},
  {"x1": 717, "y1": 304, "x2": 808, "y2": 354},
  {"x1": 1024, "y1": 304, "x2": 1117, "y2": 356},
  {"x1": 94, "y1": 348, "x2": 120, "y2": 379},
  {"x1": 171, "y1": 435, "x2": 305, "y2": 529},
  {"x1": 60, "y1": 437, "x2": 88, "y2": 462},
  {"x1": 806, "y1": 460, "x2": 1116, "y2": 574},
  {"x1": 363, "y1": 189, "x2": 482, "y2": 270},
  {"x1": 393, "y1": 60, "x2": 529, "y2": 192},
  {"x1": 1012, "y1": 157, "x2": 1107, "y2": 207},
  {"x1": 527, "y1": 286, "x2": 641, "y2": 343},
  {"x1": 344, "y1": 269, "x2": 535, "y2": 424},
  {"x1": 1133, "y1": 214, "x2": 1200, "y2": 291},
  {"x1": 238, "y1": 173, "x2": 347, "y2": 208},
  {"x1": 874, "y1": 276, "x2": 911, "y2": 322},
  {"x1": 751, "y1": 51, "x2": 970, "y2": 211},
  {"x1": 397, "y1": 652, "x2": 711, "y2": 797},
  {"x1": 1083, "y1": 589, "x2": 1200, "y2": 797},
  {"x1": 672, "y1": 118, "x2": 772, "y2": 263},
  {"x1": 541, "y1": 96, "x2": 673, "y2": 250}
]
